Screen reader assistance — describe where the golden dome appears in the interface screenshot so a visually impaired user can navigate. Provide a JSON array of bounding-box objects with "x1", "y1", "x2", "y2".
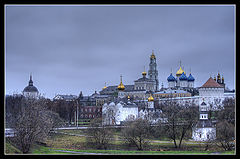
[
  {"x1": 214, "y1": 76, "x2": 216, "y2": 81},
  {"x1": 118, "y1": 75, "x2": 125, "y2": 91},
  {"x1": 222, "y1": 76, "x2": 224, "y2": 80},
  {"x1": 142, "y1": 71, "x2": 147, "y2": 76},
  {"x1": 150, "y1": 50, "x2": 156, "y2": 59},
  {"x1": 127, "y1": 95, "x2": 130, "y2": 99},
  {"x1": 118, "y1": 82, "x2": 125, "y2": 90},
  {"x1": 176, "y1": 66, "x2": 185, "y2": 76},
  {"x1": 148, "y1": 94, "x2": 154, "y2": 102},
  {"x1": 142, "y1": 66, "x2": 147, "y2": 76},
  {"x1": 102, "y1": 82, "x2": 107, "y2": 90}
]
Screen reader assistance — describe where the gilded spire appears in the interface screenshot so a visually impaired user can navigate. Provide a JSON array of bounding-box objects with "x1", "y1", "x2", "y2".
[
  {"x1": 117, "y1": 74, "x2": 125, "y2": 91},
  {"x1": 102, "y1": 82, "x2": 107, "y2": 90},
  {"x1": 150, "y1": 50, "x2": 156, "y2": 59},
  {"x1": 29, "y1": 73, "x2": 33, "y2": 86},
  {"x1": 142, "y1": 66, "x2": 147, "y2": 76}
]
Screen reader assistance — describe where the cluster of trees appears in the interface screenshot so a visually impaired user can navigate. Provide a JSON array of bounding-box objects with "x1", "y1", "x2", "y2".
[
  {"x1": 5, "y1": 94, "x2": 235, "y2": 153},
  {"x1": 6, "y1": 96, "x2": 63, "y2": 153},
  {"x1": 86, "y1": 98, "x2": 235, "y2": 151}
]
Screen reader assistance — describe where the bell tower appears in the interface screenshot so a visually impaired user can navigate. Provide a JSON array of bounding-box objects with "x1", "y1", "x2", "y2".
[{"x1": 148, "y1": 50, "x2": 159, "y2": 91}]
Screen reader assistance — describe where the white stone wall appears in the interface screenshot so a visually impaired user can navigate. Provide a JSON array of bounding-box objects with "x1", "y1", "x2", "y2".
[
  {"x1": 148, "y1": 101, "x2": 154, "y2": 108},
  {"x1": 168, "y1": 81, "x2": 175, "y2": 88},
  {"x1": 180, "y1": 80, "x2": 188, "y2": 88},
  {"x1": 23, "y1": 92, "x2": 38, "y2": 98},
  {"x1": 199, "y1": 114, "x2": 208, "y2": 119},
  {"x1": 192, "y1": 127, "x2": 216, "y2": 141},
  {"x1": 102, "y1": 102, "x2": 138, "y2": 125},
  {"x1": 199, "y1": 87, "x2": 224, "y2": 97},
  {"x1": 188, "y1": 81, "x2": 194, "y2": 88}
]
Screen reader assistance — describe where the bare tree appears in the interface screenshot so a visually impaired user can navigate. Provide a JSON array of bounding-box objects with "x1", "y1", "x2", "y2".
[
  {"x1": 216, "y1": 120, "x2": 234, "y2": 151},
  {"x1": 8, "y1": 98, "x2": 62, "y2": 153},
  {"x1": 121, "y1": 118, "x2": 151, "y2": 151},
  {"x1": 159, "y1": 99, "x2": 198, "y2": 148},
  {"x1": 86, "y1": 118, "x2": 113, "y2": 150}
]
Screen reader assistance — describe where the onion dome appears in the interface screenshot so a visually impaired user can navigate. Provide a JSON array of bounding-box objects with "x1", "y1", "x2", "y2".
[
  {"x1": 167, "y1": 73, "x2": 176, "y2": 81},
  {"x1": 179, "y1": 72, "x2": 188, "y2": 81},
  {"x1": 102, "y1": 82, "x2": 107, "y2": 90},
  {"x1": 23, "y1": 74, "x2": 39, "y2": 93},
  {"x1": 188, "y1": 73, "x2": 195, "y2": 81},
  {"x1": 214, "y1": 76, "x2": 216, "y2": 81},
  {"x1": 142, "y1": 71, "x2": 147, "y2": 76},
  {"x1": 176, "y1": 66, "x2": 185, "y2": 76},
  {"x1": 148, "y1": 94, "x2": 154, "y2": 101},
  {"x1": 118, "y1": 75, "x2": 125, "y2": 91},
  {"x1": 150, "y1": 50, "x2": 156, "y2": 59}
]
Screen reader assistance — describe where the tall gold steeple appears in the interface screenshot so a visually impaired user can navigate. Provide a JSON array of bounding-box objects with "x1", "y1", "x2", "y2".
[{"x1": 117, "y1": 75, "x2": 125, "y2": 91}]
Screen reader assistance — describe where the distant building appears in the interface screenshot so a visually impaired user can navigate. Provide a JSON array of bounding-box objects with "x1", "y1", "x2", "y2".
[
  {"x1": 192, "y1": 100, "x2": 216, "y2": 141},
  {"x1": 53, "y1": 94, "x2": 78, "y2": 101},
  {"x1": 23, "y1": 74, "x2": 39, "y2": 98},
  {"x1": 166, "y1": 61, "x2": 195, "y2": 91},
  {"x1": 153, "y1": 89, "x2": 191, "y2": 99}
]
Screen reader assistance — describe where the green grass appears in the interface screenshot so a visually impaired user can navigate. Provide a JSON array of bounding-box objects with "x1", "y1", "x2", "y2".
[
  {"x1": 40, "y1": 148, "x2": 223, "y2": 154},
  {"x1": 32, "y1": 145, "x2": 75, "y2": 154},
  {"x1": 5, "y1": 141, "x2": 22, "y2": 154}
]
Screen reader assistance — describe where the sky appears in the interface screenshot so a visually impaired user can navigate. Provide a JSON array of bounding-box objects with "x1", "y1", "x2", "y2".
[{"x1": 5, "y1": 5, "x2": 235, "y2": 99}]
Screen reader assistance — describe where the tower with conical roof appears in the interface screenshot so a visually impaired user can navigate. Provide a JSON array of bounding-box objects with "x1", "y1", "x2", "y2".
[{"x1": 148, "y1": 50, "x2": 159, "y2": 91}]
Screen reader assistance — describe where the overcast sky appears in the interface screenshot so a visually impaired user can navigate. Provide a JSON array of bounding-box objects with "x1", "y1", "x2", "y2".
[{"x1": 5, "y1": 5, "x2": 235, "y2": 98}]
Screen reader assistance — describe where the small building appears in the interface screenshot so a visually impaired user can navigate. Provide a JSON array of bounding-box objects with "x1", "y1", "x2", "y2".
[{"x1": 192, "y1": 100, "x2": 216, "y2": 141}]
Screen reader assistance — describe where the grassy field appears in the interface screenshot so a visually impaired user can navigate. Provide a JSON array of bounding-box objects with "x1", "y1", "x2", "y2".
[
  {"x1": 5, "y1": 141, "x2": 22, "y2": 154},
  {"x1": 5, "y1": 129, "x2": 235, "y2": 155}
]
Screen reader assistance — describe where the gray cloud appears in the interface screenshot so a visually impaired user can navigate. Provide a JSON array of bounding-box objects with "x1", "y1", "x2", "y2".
[{"x1": 5, "y1": 5, "x2": 235, "y2": 98}]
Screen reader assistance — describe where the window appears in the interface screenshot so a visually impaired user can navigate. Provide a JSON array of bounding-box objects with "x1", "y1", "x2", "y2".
[{"x1": 199, "y1": 133, "x2": 202, "y2": 138}]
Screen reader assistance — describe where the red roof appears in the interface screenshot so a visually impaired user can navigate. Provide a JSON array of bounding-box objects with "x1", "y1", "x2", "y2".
[{"x1": 201, "y1": 77, "x2": 223, "y2": 88}]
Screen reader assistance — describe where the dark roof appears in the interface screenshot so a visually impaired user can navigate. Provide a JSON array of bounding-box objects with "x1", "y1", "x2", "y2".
[
  {"x1": 195, "y1": 120, "x2": 214, "y2": 128},
  {"x1": 23, "y1": 85, "x2": 38, "y2": 92},
  {"x1": 201, "y1": 77, "x2": 223, "y2": 88},
  {"x1": 100, "y1": 85, "x2": 134, "y2": 93},
  {"x1": 134, "y1": 77, "x2": 154, "y2": 83}
]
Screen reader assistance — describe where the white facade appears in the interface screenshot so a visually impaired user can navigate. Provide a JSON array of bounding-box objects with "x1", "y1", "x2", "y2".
[
  {"x1": 180, "y1": 80, "x2": 188, "y2": 88},
  {"x1": 199, "y1": 87, "x2": 224, "y2": 97},
  {"x1": 192, "y1": 127, "x2": 216, "y2": 141},
  {"x1": 188, "y1": 81, "x2": 194, "y2": 88},
  {"x1": 23, "y1": 91, "x2": 39, "y2": 98},
  {"x1": 168, "y1": 81, "x2": 175, "y2": 88},
  {"x1": 102, "y1": 101, "x2": 138, "y2": 125}
]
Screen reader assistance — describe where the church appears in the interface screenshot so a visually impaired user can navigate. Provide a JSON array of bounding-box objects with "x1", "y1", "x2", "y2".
[{"x1": 22, "y1": 74, "x2": 39, "y2": 98}]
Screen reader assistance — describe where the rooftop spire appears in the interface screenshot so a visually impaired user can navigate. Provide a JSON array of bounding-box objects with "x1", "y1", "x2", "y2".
[{"x1": 29, "y1": 73, "x2": 33, "y2": 86}]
